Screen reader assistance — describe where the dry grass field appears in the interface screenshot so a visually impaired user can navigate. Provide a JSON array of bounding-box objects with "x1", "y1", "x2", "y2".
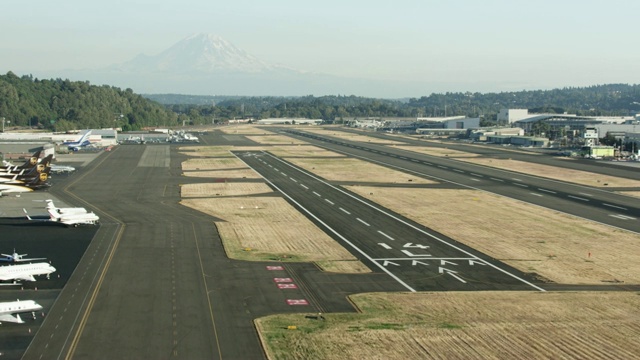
[
  {"x1": 182, "y1": 169, "x2": 260, "y2": 180},
  {"x1": 393, "y1": 145, "x2": 640, "y2": 188},
  {"x1": 345, "y1": 186, "x2": 640, "y2": 285},
  {"x1": 284, "y1": 157, "x2": 437, "y2": 184},
  {"x1": 246, "y1": 135, "x2": 308, "y2": 145},
  {"x1": 180, "y1": 183, "x2": 272, "y2": 197},
  {"x1": 256, "y1": 291, "x2": 640, "y2": 360},
  {"x1": 180, "y1": 197, "x2": 368, "y2": 273},
  {"x1": 302, "y1": 128, "x2": 405, "y2": 145},
  {"x1": 217, "y1": 125, "x2": 278, "y2": 135}
]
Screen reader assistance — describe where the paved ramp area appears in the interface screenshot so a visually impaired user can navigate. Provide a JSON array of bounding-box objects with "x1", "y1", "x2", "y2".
[{"x1": 137, "y1": 145, "x2": 170, "y2": 167}]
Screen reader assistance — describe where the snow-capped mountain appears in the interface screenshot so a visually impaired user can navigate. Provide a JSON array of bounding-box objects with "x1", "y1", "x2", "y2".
[
  {"x1": 116, "y1": 33, "x2": 296, "y2": 74},
  {"x1": 47, "y1": 33, "x2": 412, "y2": 96}
]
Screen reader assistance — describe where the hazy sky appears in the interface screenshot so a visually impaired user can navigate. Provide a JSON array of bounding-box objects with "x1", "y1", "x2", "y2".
[{"x1": 2, "y1": 0, "x2": 639, "y2": 95}]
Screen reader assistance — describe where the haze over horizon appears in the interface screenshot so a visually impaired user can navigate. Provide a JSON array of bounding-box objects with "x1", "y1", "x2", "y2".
[{"x1": 2, "y1": 0, "x2": 639, "y2": 98}]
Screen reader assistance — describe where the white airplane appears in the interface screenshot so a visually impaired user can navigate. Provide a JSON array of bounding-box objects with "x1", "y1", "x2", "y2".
[
  {"x1": 23, "y1": 208, "x2": 99, "y2": 226},
  {"x1": 0, "y1": 262, "x2": 56, "y2": 282},
  {"x1": 63, "y1": 131, "x2": 92, "y2": 151},
  {"x1": 45, "y1": 199, "x2": 88, "y2": 215},
  {"x1": 0, "y1": 249, "x2": 46, "y2": 263},
  {"x1": 0, "y1": 300, "x2": 43, "y2": 324},
  {"x1": 50, "y1": 164, "x2": 76, "y2": 174}
]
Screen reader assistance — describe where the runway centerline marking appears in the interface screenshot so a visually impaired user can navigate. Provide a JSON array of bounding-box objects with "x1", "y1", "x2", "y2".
[
  {"x1": 356, "y1": 218, "x2": 370, "y2": 226},
  {"x1": 568, "y1": 195, "x2": 589, "y2": 201},
  {"x1": 339, "y1": 207, "x2": 351, "y2": 215},
  {"x1": 603, "y1": 203, "x2": 627, "y2": 210}
]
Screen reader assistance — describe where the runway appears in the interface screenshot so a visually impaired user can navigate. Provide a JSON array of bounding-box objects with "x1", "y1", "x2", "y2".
[{"x1": 3, "y1": 128, "x2": 637, "y2": 359}]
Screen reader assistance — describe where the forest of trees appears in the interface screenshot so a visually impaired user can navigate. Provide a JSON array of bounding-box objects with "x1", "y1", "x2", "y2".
[
  {"x1": 0, "y1": 72, "x2": 178, "y2": 131},
  {"x1": 1, "y1": 71, "x2": 639, "y2": 131}
]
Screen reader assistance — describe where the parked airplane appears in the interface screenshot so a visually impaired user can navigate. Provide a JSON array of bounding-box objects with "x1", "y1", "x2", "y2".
[
  {"x1": 0, "y1": 250, "x2": 46, "y2": 263},
  {"x1": 0, "y1": 169, "x2": 51, "y2": 194},
  {"x1": 0, "y1": 300, "x2": 43, "y2": 324},
  {"x1": 45, "y1": 199, "x2": 88, "y2": 215},
  {"x1": 1, "y1": 150, "x2": 42, "y2": 171},
  {"x1": 23, "y1": 208, "x2": 99, "y2": 226},
  {"x1": 0, "y1": 262, "x2": 56, "y2": 282},
  {"x1": 50, "y1": 164, "x2": 76, "y2": 174},
  {"x1": 63, "y1": 131, "x2": 92, "y2": 151}
]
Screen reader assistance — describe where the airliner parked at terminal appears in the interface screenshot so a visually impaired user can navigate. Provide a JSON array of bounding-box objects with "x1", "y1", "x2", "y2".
[
  {"x1": 63, "y1": 131, "x2": 92, "y2": 151},
  {"x1": 0, "y1": 262, "x2": 56, "y2": 282},
  {"x1": 0, "y1": 249, "x2": 46, "y2": 263},
  {"x1": 0, "y1": 300, "x2": 43, "y2": 324}
]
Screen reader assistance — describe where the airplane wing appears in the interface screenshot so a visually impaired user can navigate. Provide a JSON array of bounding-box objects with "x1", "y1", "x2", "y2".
[{"x1": 0, "y1": 313, "x2": 24, "y2": 323}]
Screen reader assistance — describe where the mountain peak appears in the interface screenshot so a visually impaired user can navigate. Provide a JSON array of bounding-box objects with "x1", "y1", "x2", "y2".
[{"x1": 118, "y1": 33, "x2": 289, "y2": 74}]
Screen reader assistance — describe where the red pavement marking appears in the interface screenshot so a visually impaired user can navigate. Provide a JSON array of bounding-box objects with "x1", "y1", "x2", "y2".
[
  {"x1": 286, "y1": 299, "x2": 308, "y2": 305},
  {"x1": 266, "y1": 266, "x2": 285, "y2": 271},
  {"x1": 273, "y1": 277, "x2": 293, "y2": 283},
  {"x1": 277, "y1": 283, "x2": 298, "y2": 289}
]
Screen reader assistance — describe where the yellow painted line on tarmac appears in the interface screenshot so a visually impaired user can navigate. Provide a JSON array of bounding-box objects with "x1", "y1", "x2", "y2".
[{"x1": 65, "y1": 223, "x2": 126, "y2": 360}]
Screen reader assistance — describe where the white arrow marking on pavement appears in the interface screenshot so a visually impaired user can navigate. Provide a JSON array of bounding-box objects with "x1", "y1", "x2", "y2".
[
  {"x1": 468, "y1": 260, "x2": 486, "y2": 266},
  {"x1": 403, "y1": 243, "x2": 430, "y2": 249},
  {"x1": 378, "y1": 243, "x2": 392, "y2": 250},
  {"x1": 401, "y1": 249, "x2": 432, "y2": 257},
  {"x1": 383, "y1": 261, "x2": 400, "y2": 267},
  {"x1": 439, "y1": 267, "x2": 467, "y2": 283},
  {"x1": 440, "y1": 260, "x2": 458, "y2": 266},
  {"x1": 412, "y1": 260, "x2": 430, "y2": 266}
]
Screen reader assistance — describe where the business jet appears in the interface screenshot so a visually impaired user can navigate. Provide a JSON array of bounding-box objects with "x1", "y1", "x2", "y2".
[
  {"x1": 45, "y1": 199, "x2": 88, "y2": 215},
  {"x1": 0, "y1": 300, "x2": 43, "y2": 324},
  {"x1": 63, "y1": 130, "x2": 92, "y2": 151},
  {"x1": 23, "y1": 208, "x2": 99, "y2": 226},
  {"x1": 0, "y1": 249, "x2": 46, "y2": 263},
  {"x1": 0, "y1": 262, "x2": 56, "y2": 282}
]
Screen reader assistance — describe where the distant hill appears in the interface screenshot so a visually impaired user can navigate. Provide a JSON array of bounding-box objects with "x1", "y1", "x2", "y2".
[
  {"x1": 145, "y1": 84, "x2": 640, "y2": 123},
  {"x1": 0, "y1": 72, "x2": 177, "y2": 131}
]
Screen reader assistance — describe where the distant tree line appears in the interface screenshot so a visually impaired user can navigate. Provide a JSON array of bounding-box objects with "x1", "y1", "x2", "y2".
[
  {"x1": 150, "y1": 84, "x2": 640, "y2": 126},
  {"x1": 2, "y1": 71, "x2": 639, "y2": 130},
  {"x1": 0, "y1": 72, "x2": 178, "y2": 131}
]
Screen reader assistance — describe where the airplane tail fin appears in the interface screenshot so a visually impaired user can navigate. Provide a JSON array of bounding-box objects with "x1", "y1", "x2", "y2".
[{"x1": 17, "y1": 150, "x2": 42, "y2": 169}]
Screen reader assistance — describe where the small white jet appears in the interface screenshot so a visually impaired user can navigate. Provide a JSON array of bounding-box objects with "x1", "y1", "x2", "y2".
[
  {"x1": 0, "y1": 249, "x2": 46, "y2": 263},
  {"x1": 0, "y1": 300, "x2": 43, "y2": 324},
  {"x1": 45, "y1": 199, "x2": 88, "y2": 215},
  {"x1": 23, "y1": 208, "x2": 99, "y2": 226},
  {"x1": 0, "y1": 262, "x2": 56, "y2": 282}
]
